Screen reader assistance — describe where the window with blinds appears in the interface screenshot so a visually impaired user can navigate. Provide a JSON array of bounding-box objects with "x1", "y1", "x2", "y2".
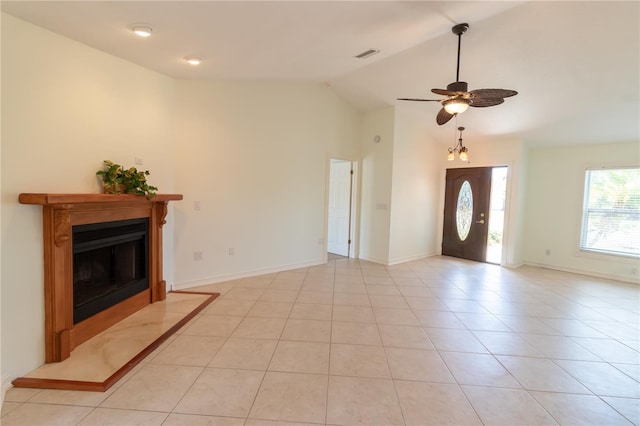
[{"x1": 581, "y1": 168, "x2": 640, "y2": 257}]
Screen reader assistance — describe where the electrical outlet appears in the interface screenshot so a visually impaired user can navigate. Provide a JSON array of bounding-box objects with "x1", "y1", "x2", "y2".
[
  {"x1": 228, "y1": 247, "x2": 234, "y2": 256},
  {"x1": 134, "y1": 157, "x2": 144, "y2": 165},
  {"x1": 545, "y1": 249, "x2": 551, "y2": 256},
  {"x1": 194, "y1": 201, "x2": 201, "y2": 211},
  {"x1": 194, "y1": 251, "x2": 203, "y2": 261}
]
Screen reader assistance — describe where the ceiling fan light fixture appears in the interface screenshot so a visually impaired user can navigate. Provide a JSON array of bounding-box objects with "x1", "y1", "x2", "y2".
[{"x1": 443, "y1": 98, "x2": 469, "y2": 115}]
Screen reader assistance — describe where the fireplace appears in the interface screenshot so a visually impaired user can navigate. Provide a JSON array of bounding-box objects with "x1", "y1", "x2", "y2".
[
  {"x1": 19, "y1": 193, "x2": 182, "y2": 362},
  {"x1": 73, "y1": 218, "x2": 149, "y2": 324}
]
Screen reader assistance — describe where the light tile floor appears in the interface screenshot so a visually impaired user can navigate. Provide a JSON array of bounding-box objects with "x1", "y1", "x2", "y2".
[{"x1": 3, "y1": 256, "x2": 639, "y2": 425}]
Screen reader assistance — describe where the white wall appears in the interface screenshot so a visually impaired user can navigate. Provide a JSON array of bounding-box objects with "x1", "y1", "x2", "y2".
[
  {"x1": 436, "y1": 138, "x2": 527, "y2": 267},
  {"x1": 358, "y1": 108, "x2": 395, "y2": 264},
  {"x1": 1, "y1": 14, "x2": 176, "y2": 383},
  {"x1": 523, "y1": 141, "x2": 640, "y2": 282},
  {"x1": 387, "y1": 107, "x2": 441, "y2": 264},
  {"x1": 172, "y1": 80, "x2": 361, "y2": 287}
]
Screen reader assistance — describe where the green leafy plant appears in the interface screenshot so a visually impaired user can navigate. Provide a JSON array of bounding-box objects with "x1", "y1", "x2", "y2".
[
  {"x1": 488, "y1": 230, "x2": 502, "y2": 246},
  {"x1": 96, "y1": 160, "x2": 158, "y2": 199}
]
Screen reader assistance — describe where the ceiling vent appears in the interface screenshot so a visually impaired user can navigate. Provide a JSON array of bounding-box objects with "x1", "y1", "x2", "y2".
[{"x1": 354, "y1": 49, "x2": 380, "y2": 59}]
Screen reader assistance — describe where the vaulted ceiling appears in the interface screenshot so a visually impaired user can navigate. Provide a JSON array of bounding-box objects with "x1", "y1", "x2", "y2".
[{"x1": 2, "y1": 1, "x2": 638, "y2": 147}]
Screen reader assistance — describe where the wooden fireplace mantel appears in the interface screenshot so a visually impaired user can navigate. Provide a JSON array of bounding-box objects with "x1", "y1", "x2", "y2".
[{"x1": 19, "y1": 193, "x2": 183, "y2": 362}]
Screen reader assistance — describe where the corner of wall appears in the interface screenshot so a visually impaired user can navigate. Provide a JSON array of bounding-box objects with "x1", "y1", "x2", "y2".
[{"x1": 358, "y1": 108, "x2": 396, "y2": 263}]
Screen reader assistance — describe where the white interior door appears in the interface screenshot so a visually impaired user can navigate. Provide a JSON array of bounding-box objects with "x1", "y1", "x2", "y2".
[{"x1": 327, "y1": 159, "x2": 352, "y2": 256}]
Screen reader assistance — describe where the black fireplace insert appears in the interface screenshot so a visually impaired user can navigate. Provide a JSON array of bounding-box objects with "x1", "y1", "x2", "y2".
[{"x1": 72, "y1": 218, "x2": 149, "y2": 324}]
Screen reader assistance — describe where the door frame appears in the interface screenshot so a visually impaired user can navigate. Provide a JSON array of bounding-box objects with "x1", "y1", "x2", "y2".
[
  {"x1": 437, "y1": 162, "x2": 514, "y2": 266},
  {"x1": 323, "y1": 153, "x2": 360, "y2": 261}
]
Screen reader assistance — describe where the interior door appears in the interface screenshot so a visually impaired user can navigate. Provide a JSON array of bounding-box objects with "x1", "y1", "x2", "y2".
[
  {"x1": 327, "y1": 159, "x2": 352, "y2": 256},
  {"x1": 442, "y1": 167, "x2": 492, "y2": 262}
]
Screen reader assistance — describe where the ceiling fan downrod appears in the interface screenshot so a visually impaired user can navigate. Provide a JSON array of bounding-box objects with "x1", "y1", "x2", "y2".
[{"x1": 452, "y1": 23, "x2": 469, "y2": 83}]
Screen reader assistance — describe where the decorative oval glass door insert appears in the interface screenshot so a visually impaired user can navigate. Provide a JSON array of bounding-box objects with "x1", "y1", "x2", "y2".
[{"x1": 456, "y1": 180, "x2": 473, "y2": 241}]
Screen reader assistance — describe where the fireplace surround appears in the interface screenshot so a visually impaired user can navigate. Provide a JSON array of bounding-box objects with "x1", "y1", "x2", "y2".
[{"x1": 19, "y1": 193, "x2": 182, "y2": 362}]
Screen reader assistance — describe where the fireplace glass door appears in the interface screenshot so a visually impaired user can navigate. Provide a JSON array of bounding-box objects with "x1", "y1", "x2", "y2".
[{"x1": 72, "y1": 218, "x2": 149, "y2": 324}]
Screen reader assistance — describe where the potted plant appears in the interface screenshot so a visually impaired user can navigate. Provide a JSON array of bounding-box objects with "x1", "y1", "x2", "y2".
[{"x1": 96, "y1": 160, "x2": 158, "y2": 199}]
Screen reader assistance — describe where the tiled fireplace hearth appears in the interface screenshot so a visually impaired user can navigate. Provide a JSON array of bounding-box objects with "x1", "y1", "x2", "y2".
[{"x1": 19, "y1": 193, "x2": 182, "y2": 362}]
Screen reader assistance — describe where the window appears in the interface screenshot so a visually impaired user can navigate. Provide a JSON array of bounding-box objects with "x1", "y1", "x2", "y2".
[
  {"x1": 456, "y1": 180, "x2": 473, "y2": 241},
  {"x1": 581, "y1": 168, "x2": 640, "y2": 257}
]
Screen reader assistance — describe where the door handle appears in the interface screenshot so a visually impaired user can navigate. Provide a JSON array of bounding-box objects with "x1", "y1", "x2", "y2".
[{"x1": 475, "y1": 219, "x2": 485, "y2": 224}]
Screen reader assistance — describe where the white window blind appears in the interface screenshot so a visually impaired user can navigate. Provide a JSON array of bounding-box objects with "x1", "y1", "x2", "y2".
[{"x1": 581, "y1": 168, "x2": 640, "y2": 257}]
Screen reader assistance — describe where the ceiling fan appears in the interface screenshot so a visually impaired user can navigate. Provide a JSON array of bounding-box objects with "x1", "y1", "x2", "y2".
[{"x1": 398, "y1": 23, "x2": 518, "y2": 125}]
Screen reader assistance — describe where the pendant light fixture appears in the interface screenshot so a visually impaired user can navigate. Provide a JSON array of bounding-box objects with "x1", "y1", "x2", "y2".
[{"x1": 447, "y1": 126, "x2": 470, "y2": 162}]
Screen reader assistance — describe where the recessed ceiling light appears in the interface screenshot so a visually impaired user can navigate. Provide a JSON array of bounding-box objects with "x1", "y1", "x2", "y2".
[
  {"x1": 132, "y1": 25, "x2": 152, "y2": 37},
  {"x1": 185, "y1": 56, "x2": 202, "y2": 66}
]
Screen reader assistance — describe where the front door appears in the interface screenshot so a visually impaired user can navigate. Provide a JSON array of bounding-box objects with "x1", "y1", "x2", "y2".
[{"x1": 442, "y1": 167, "x2": 492, "y2": 262}]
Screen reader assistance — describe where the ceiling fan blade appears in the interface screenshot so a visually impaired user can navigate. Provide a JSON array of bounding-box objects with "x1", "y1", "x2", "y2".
[
  {"x1": 436, "y1": 108, "x2": 454, "y2": 125},
  {"x1": 397, "y1": 98, "x2": 441, "y2": 102},
  {"x1": 469, "y1": 88, "x2": 518, "y2": 99},
  {"x1": 470, "y1": 97, "x2": 505, "y2": 108},
  {"x1": 431, "y1": 88, "x2": 457, "y2": 96}
]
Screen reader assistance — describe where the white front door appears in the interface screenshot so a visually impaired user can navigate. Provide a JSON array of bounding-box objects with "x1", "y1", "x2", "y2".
[{"x1": 327, "y1": 159, "x2": 352, "y2": 256}]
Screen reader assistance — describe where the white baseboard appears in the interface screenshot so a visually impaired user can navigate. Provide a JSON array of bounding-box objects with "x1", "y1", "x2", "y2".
[
  {"x1": 357, "y1": 255, "x2": 389, "y2": 265},
  {"x1": 524, "y1": 261, "x2": 640, "y2": 285},
  {"x1": 360, "y1": 252, "x2": 439, "y2": 267},
  {"x1": 172, "y1": 259, "x2": 327, "y2": 290},
  {"x1": 387, "y1": 252, "x2": 438, "y2": 266},
  {"x1": 172, "y1": 257, "x2": 639, "y2": 292}
]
